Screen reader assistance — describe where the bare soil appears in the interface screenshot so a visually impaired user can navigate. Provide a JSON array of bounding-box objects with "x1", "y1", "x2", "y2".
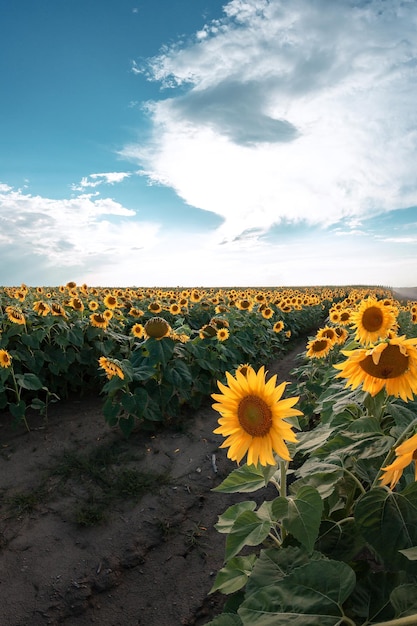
[{"x1": 0, "y1": 340, "x2": 305, "y2": 626}]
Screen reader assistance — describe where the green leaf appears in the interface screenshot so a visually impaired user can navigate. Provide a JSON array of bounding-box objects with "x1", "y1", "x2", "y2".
[
  {"x1": 213, "y1": 464, "x2": 277, "y2": 493},
  {"x1": 283, "y1": 486, "x2": 323, "y2": 554},
  {"x1": 15, "y1": 372, "x2": 43, "y2": 390},
  {"x1": 205, "y1": 615, "x2": 243, "y2": 626},
  {"x1": 119, "y1": 415, "x2": 135, "y2": 438},
  {"x1": 215, "y1": 501, "x2": 257, "y2": 533},
  {"x1": 9, "y1": 400, "x2": 27, "y2": 421},
  {"x1": 225, "y1": 511, "x2": 272, "y2": 560},
  {"x1": 145, "y1": 337, "x2": 175, "y2": 367},
  {"x1": 210, "y1": 555, "x2": 257, "y2": 594},
  {"x1": 292, "y1": 461, "x2": 344, "y2": 498},
  {"x1": 390, "y1": 583, "x2": 417, "y2": 617},
  {"x1": 398, "y1": 546, "x2": 417, "y2": 561},
  {"x1": 355, "y1": 484, "x2": 417, "y2": 570},
  {"x1": 239, "y1": 559, "x2": 356, "y2": 626}
]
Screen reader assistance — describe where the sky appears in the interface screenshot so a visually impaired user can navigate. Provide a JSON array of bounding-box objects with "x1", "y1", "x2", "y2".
[{"x1": 1, "y1": 0, "x2": 417, "y2": 288}]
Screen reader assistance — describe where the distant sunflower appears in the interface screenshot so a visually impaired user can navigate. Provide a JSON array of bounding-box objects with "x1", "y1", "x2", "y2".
[
  {"x1": 169, "y1": 303, "x2": 181, "y2": 315},
  {"x1": 89, "y1": 312, "x2": 109, "y2": 329},
  {"x1": 69, "y1": 297, "x2": 84, "y2": 312},
  {"x1": 261, "y1": 307, "x2": 274, "y2": 320},
  {"x1": 199, "y1": 324, "x2": 217, "y2": 339},
  {"x1": 103, "y1": 309, "x2": 113, "y2": 321},
  {"x1": 212, "y1": 366, "x2": 301, "y2": 466},
  {"x1": 380, "y1": 432, "x2": 417, "y2": 489},
  {"x1": 131, "y1": 323, "x2": 145, "y2": 339},
  {"x1": 129, "y1": 307, "x2": 144, "y2": 318},
  {"x1": 51, "y1": 303, "x2": 67, "y2": 317},
  {"x1": 350, "y1": 297, "x2": 397, "y2": 345},
  {"x1": 144, "y1": 317, "x2": 171, "y2": 340},
  {"x1": 217, "y1": 328, "x2": 230, "y2": 341},
  {"x1": 316, "y1": 326, "x2": 338, "y2": 345},
  {"x1": 0, "y1": 349, "x2": 12, "y2": 368},
  {"x1": 33, "y1": 301, "x2": 50, "y2": 316},
  {"x1": 103, "y1": 294, "x2": 118, "y2": 310},
  {"x1": 236, "y1": 363, "x2": 255, "y2": 377},
  {"x1": 273, "y1": 321, "x2": 284, "y2": 334},
  {"x1": 334, "y1": 326, "x2": 349, "y2": 345},
  {"x1": 98, "y1": 356, "x2": 124, "y2": 380},
  {"x1": 5, "y1": 306, "x2": 26, "y2": 325},
  {"x1": 88, "y1": 300, "x2": 99, "y2": 311},
  {"x1": 148, "y1": 301, "x2": 162, "y2": 313},
  {"x1": 306, "y1": 337, "x2": 332, "y2": 359},
  {"x1": 334, "y1": 335, "x2": 417, "y2": 401}
]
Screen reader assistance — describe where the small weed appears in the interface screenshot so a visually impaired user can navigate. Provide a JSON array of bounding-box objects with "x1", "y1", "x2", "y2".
[
  {"x1": 75, "y1": 500, "x2": 107, "y2": 526},
  {"x1": 184, "y1": 521, "x2": 209, "y2": 557},
  {"x1": 5, "y1": 487, "x2": 46, "y2": 516}
]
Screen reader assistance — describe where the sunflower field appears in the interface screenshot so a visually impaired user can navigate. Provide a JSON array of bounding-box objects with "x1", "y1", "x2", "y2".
[
  {"x1": 2, "y1": 283, "x2": 417, "y2": 625},
  {"x1": 207, "y1": 291, "x2": 417, "y2": 626},
  {"x1": 0, "y1": 282, "x2": 337, "y2": 433}
]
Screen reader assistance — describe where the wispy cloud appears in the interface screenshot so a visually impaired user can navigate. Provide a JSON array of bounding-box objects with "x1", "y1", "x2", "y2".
[
  {"x1": 71, "y1": 172, "x2": 131, "y2": 191},
  {"x1": 124, "y1": 0, "x2": 417, "y2": 244},
  {"x1": 0, "y1": 184, "x2": 160, "y2": 284}
]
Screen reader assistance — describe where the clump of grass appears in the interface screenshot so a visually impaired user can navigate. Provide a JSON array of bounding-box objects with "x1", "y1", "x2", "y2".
[{"x1": 5, "y1": 487, "x2": 47, "y2": 516}]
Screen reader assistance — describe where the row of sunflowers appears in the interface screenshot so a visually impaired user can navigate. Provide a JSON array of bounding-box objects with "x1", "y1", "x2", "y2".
[
  {"x1": 207, "y1": 292, "x2": 417, "y2": 625},
  {"x1": 0, "y1": 282, "x2": 350, "y2": 432}
]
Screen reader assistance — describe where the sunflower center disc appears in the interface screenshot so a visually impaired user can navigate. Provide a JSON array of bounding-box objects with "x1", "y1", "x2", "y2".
[
  {"x1": 360, "y1": 344, "x2": 409, "y2": 379},
  {"x1": 238, "y1": 395, "x2": 272, "y2": 437},
  {"x1": 362, "y1": 306, "x2": 384, "y2": 332}
]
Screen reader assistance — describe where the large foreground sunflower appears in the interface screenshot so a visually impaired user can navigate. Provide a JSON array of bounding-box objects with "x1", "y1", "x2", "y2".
[
  {"x1": 212, "y1": 366, "x2": 301, "y2": 466},
  {"x1": 334, "y1": 335, "x2": 417, "y2": 401},
  {"x1": 380, "y1": 432, "x2": 417, "y2": 489},
  {"x1": 349, "y1": 297, "x2": 397, "y2": 345}
]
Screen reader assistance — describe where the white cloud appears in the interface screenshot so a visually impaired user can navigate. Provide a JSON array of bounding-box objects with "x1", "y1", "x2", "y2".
[
  {"x1": 71, "y1": 172, "x2": 131, "y2": 191},
  {"x1": 123, "y1": 0, "x2": 417, "y2": 244},
  {"x1": 0, "y1": 185, "x2": 160, "y2": 281}
]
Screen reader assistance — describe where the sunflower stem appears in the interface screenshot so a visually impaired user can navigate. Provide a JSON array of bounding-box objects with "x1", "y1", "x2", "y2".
[
  {"x1": 279, "y1": 460, "x2": 288, "y2": 543},
  {"x1": 372, "y1": 416, "x2": 417, "y2": 488},
  {"x1": 372, "y1": 615, "x2": 417, "y2": 626},
  {"x1": 342, "y1": 467, "x2": 366, "y2": 496}
]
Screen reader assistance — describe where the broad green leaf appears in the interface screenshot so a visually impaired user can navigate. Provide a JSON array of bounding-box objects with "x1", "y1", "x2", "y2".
[
  {"x1": 205, "y1": 615, "x2": 243, "y2": 626},
  {"x1": 390, "y1": 583, "x2": 417, "y2": 617},
  {"x1": 387, "y1": 401, "x2": 417, "y2": 428},
  {"x1": 213, "y1": 464, "x2": 276, "y2": 493},
  {"x1": 132, "y1": 363, "x2": 156, "y2": 381},
  {"x1": 246, "y1": 546, "x2": 318, "y2": 596},
  {"x1": 398, "y1": 546, "x2": 417, "y2": 561},
  {"x1": 215, "y1": 501, "x2": 257, "y2": 533},
  {"x1": 145, "y1": 336, "x2": 175, "y2": 367},
  {"x1": 225, "y1": 511, "x2": 272, "y2": 560},
  {"x1": 9, "y1": 400, "x2": 27, "y2": 421},
  {"x1": 291, "y1": 463, "x2": 343, "y2": 499},
  {"x1": 355, "y1": 484, "x2": 417, "y2": 570},
  {"x1": 15, "y1": 372, "x2": 43, "y2": 390},
  {"x1": 210, "y1": 555, "x2": 257, "y2": 594},
  {"x1": 347, "y1": 571, "x2": 398, "y2": 623},
  {"x1": 119, "y1": 414, "x2": 135, "y2": 438},
  {"x1": 239, "y1": 559, "x2": 356, "y2": 626},
  {"x1": 282, "y1": 486, "x2": 323, "y2": 554},
  {"x1": 315, "y1": 519, "x2": 365, "y2": 562}
]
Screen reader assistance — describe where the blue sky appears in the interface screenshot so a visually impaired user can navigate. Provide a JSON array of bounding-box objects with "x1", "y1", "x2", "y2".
[{"x1": 1, "y1": 0, "x2": 417, "y2": 288}]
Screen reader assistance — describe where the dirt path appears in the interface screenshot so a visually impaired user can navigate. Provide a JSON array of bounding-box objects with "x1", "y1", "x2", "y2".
[{"x1": 0, "y1": 339, "x2": 306, "y2": 626}]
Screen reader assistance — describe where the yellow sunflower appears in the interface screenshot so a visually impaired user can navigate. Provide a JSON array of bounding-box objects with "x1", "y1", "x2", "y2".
[
  {"x1": 51, "y1": 303, "x2": 67, "y2": 317},
  {"x1": 199, "y1": 324, "x2": 217, "y2": 339},
  {"x1": 261, "y1": 307, "x2": 274, "y2": 320},
  {"x1": 144, "y1": 317, "x2": 171, "y2": 340},
  {"x1": 217, "y1": 328, "x2": 230, "y2": 341},
  {"x1": 5, "y1": 306, "x2": 26, "y2": 325},
  {"x1": 273, "y1": 320, "x2": 284, "y2": 333},
  {"x1": 103, "y1": 294, "x2": 118, "y2": 309},
  {"x1": 33, "y1": 301, "x2": 51, "y2": 316},
  {"x1": 148, "y1": 301, "x2": 162, "y2": 313},
  {"x1": 379, "y1": 432, "x2": 417, "y2": 489},
  {"x1": 235, "y1": 363, "x2": 255, "y2": 377},
  {"x1": 212, "y1": 366, "x2": 301, "y2": 466},
  {"x1": 89, "y1": 312, "x2": 109, "y2": 329},
  {"x1": 129, "y1": 307, "x2": 144, "y2": 318},
  {"x1": 0, "y1": 349, "x2": 12, "y2": 368},
  {"x1": 316, "y1": 326, "x2": 338, "y2": 345},
  {"x1": 306, "y1": 337, "x2": 332, "y2": 359},
  {"x1": 88, "y1": 300, "x2": 100, "y2": 311},
  {"x1": 98, "y1": 356, "x2": 124, "y2": 380},
  {"x1": 349, "y1": 297, "x2": 397, "y2": 345},
  {"x1": 131, "y1": 323, "x2": 145, "y2": 339},
  {"x1": 334, "y1": 335, "x2": 417, "y2": 401}
]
